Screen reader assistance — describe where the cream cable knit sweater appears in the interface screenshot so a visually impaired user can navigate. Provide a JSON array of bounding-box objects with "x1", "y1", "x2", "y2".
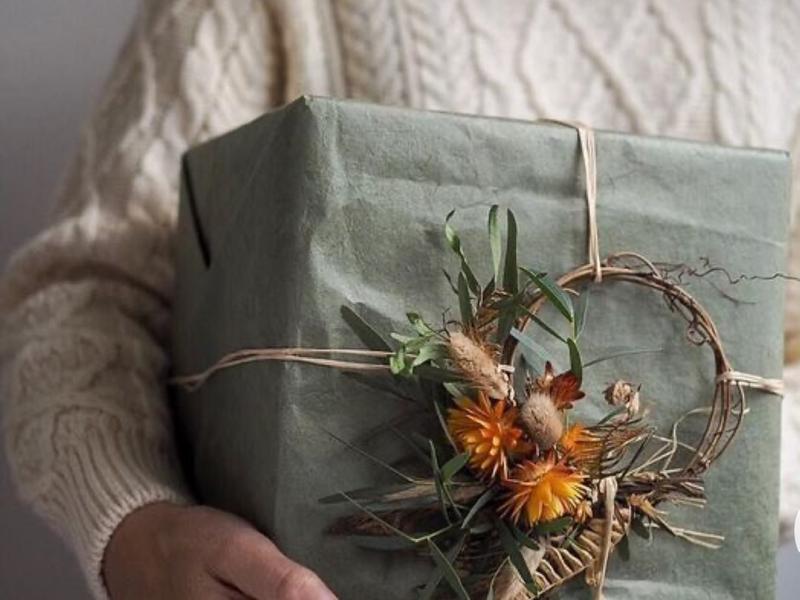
[{"x1": 2, "y1": 1, "x2": 800, "y2": 597}]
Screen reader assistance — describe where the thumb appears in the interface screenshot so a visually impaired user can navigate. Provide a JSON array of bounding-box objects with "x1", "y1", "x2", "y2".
[{"x1": 213, "y1": 529, "x2": 337, "y2": 600}]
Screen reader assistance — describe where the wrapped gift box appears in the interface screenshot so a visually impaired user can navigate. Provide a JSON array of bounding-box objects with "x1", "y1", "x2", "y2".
[{"x1": 171, "y1": 96, "x2": 790, "y2": 599}]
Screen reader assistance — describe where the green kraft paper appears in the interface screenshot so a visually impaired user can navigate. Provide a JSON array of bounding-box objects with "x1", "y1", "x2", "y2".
[{"x1": 171, "y1": 96, "x2": 790, "y2": 599}]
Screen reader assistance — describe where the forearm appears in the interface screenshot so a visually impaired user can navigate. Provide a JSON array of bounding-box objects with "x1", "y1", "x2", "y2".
[{"x1": 0, "y1": 0, "x2": 282, "y2": 597}]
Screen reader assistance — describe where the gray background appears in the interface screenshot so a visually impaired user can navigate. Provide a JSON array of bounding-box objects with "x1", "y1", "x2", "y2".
[{"x1": 0, "y1": 1, "x2": 798, "y2": 598}]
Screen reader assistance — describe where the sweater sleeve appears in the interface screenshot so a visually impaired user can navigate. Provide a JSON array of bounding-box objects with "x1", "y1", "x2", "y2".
[{"x1": 0, "y1": 1, "x2": 283, "y2": 597}]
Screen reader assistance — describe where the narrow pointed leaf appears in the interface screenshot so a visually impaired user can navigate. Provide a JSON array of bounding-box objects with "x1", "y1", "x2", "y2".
[
  {"x1": 488, "y1": 205, "x2": 502, "y2": 282},
  {"x1": 458, "y1": 273, "x2": 473, "y2": 326},
  {"x1": 617, "y1": 532, "x2": 631, "y2": 561},
  {"x1": 445, "y1": 209, "x2": 461, "y2": 253},
  {"x1": 340, "y1": 306, "x2": 393, "y2": 351},
  {"x1": 445, "y1": 210, "x2": 481, "y2": 295},
  {"x1": 495, "y1": 518, "x2": 538, "y2": 593},
  {"x1": 419, "y1": 533, "x2": 468, "y2": 599},
  {"x1": 532, "y1": 516, "x2": 573, "y2": 536},
  {"x1": 427, "y1": 539, "x2": 471, "y2": 600},
  {"x1": 412, "y1": 342, "x2": 448, "y2": 368},
  {"x1": 573, "y1": 287, "x2": 591, "y2": 339},
  {"x1": 461, "y1": 489, "x2": 495, "y2": 530},
  {"x1": 567, "y1": 338, "x2": 582, "y2": 383},
  {"x1": 583, "y1": 346, "x2": 665, "y2": 369},
  {"x1": 520, "y1": 267, "x2": 574, "y2": 322},
  {"x1": 441, "y1": 452, "x2": 470, "y2": 481},
  {"x1": 522, "y1": 308, "x2": 567, "y2": 343},
  {"x1": 407, "y1": 312, "x2": 438, "y2": 336},
  {"x1": 502, "y1": 210, "x2": 518, "y2": 293},
  {"x1": 511, "y1": 525, "x2": 541, "y2": 550},
  {"x1": 510, "y1": 328, "x2": 554, "y2": 373}
]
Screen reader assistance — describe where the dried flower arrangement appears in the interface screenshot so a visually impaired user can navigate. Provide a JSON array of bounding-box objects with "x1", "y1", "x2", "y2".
[
  {"x1": 297, "y1": 206, "x2": 747, "y2": 600},
  {"x1": 172, "y1": 122, "x2": 788, "y2": 598}
]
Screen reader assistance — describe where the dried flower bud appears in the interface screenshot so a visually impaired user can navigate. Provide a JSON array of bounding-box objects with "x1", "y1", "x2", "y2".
[
  {"x1": 447, "y1": 331, "x2": 510, "y2": 399},
  {"x1": 604, "y1": 380, "x2": 640, "y2": 416},
  {"x1": 519, "y1": 391, "x2": 563, "y2": 450}
]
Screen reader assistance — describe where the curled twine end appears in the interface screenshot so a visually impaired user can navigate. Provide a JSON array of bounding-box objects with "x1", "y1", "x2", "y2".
[{"x1": 716, "y1": 369, "x2": 784, "y2": 396}]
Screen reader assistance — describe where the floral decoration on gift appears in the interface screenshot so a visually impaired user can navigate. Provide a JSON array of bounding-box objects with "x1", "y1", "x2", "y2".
[{"x1": 319, "y1": 207, "x2": 737, "y2": 600}]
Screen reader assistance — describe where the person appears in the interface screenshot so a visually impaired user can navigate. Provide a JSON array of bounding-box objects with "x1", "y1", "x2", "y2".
[{"x1": 2, "y1": 1, "x2": 799, "y2": 598}]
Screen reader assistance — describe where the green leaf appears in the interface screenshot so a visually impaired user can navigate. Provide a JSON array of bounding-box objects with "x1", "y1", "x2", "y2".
[
  {"x1": 445, "y1": 209, "x2": 461, "y2": 253},
  {"x1": 583, "y1": 346, "x2": 664, "y2": 369},
  {"x1": 511, "y1": 526, "x2": 541, "y2": 551},
  {"x1": 488, "y1": 205, "x2": 502, "y2": 282},
  {"x1": 520, "y1": 268, "x2": 574, "y2": 323},
  {"x1": 596, "y1": 405, "x2": 629, "y2": 425},
  {"x1": 320, "y1": 426, "x2": 415, "y2": 483},
  {"x1": 510, "y1": 328, "x2": 553, "y2": 373},
  {"x1": 617, "y1": 533, "x2": 631, "y2": 561},
  {"x1": 340, "y1": 306, "x2": 392, "y2": 351},
  {"x1": 458, "y1": 273, "x2": 473, "y2": 326},
  {"x1": 411, "y1": 342, "x2": 448, "y2": 368},
  {"x1": 573, "y1": 287, "x2": 591, "y2": 339},
  {"x1": 495, "y1": 518, "x2": 539, "y2": 595},
  {"x1": 502, "y1": 209, "x2": 518, "y2": 294},
  {"x1": 429, "y1": 442, "x2": 451, "y2": 518},
  {"x1": 433, "y1": 397, "x2": 459, "y2": 452},
  {"x1": 631, "y1": 517, "x2": 653, "y2": 542},
  {"x1": 532, "y1": 516, "x2": 573, "y2": 536},
  {"x1": 336, "y1": 490, "x2": 455, "y2": 545},
  {"x1": 419, "y1": 533, "x2": 468, "y2": 599},
  {"x1": 441, "y1": 452, "x2": 470, "y2": 481},
  {"x1": 427, "y1": 539, "x2": 471, "y2": 600},
  {"x1": 414, "y1": 365, "x2": 463, "y2": 383},
  {"x1": 521, "y1": 308, "x2": 568, "y2": 344},
  {"x1": 444, "y1": 210, "x2": 481, "y2": 296},
  {"x1": 390, "y1": 347, "x2": 407, "y2": 375},
  {"x1": 444, "y1": 381, "x2": 472, "y2": 399},
  {"x1": 567, "y1": 338, "x2": 582, "y2": 383},
  {"x1": 461, "y1": 489, "x2": 495, "y2": 530},
  {"x1": 442, "y1": 269, "x2": 459, "y2": 294},
  {"x1": 407, "y1": 312, "x2": 438, "y2": 337}
]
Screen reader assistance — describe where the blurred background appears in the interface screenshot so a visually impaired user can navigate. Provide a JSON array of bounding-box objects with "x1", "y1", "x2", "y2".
[{"x1": 1, "y1": 1, "x2": 798, "y2": 598}]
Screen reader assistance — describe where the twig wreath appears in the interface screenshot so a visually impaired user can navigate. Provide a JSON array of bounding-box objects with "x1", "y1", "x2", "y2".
[{"x1": 172, "y1": 123, "x2": 783, "y2": 599}]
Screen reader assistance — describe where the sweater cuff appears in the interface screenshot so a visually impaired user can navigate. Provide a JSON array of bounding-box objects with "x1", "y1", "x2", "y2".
[{"x1": 29, "y1": 422, "x2": 193, "y2": 600}]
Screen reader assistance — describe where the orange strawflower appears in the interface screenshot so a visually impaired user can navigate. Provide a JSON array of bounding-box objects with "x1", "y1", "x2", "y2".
[
  {"x1": 534, "y1": 362, "x2": 585, "y2": 410},
  {"x1": 447, "y1": 392, "x2": 530, "y2": 479},
  {"x1": 559, "y1": 423, "x2": 588, "y2": 454},
  {"x1": 558, "y1": 423, "x2": 600, "y2": 467},
  {"x1": 499, "y1": 453, "x2": 588, "y2": 526}
]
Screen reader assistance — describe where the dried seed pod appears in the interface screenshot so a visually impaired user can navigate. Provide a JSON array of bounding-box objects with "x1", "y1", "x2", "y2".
[
  {"x1": 447, "y1": 331, "x2": 510, "y2": 399},
  {"x1": 604, "y1": 380, "x2": 640, "y2": 416},
  {"x1": 519, "y1": 391, "x2": 563, "y2": 450}
]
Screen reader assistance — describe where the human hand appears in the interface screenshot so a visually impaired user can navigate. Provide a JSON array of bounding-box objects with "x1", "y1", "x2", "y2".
[{"x1": 104, "y1": 502, "x2": 337, "y2": 599}]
